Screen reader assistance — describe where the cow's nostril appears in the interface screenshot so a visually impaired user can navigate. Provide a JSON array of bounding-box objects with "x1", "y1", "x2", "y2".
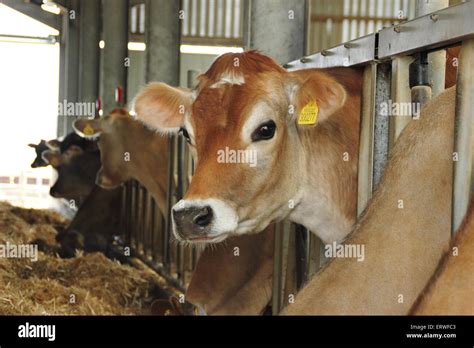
[{"x1": 193, "y1": 206, "x2": 213, "y2": 227}]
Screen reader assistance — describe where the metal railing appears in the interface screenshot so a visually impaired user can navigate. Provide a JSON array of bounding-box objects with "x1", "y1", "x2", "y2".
[
  {"x1": 279, "y1": 0, "x2": 474, "y2": 313},
  {"x1": 121, "y1": 0, "x2": 473, "y2": 313}
]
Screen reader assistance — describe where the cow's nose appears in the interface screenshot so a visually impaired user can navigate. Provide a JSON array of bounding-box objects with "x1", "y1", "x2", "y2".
[
  {"x1": 193, "y1": 206, "x2": 213, "y2": 227},
  {"x1": 172, "y1": 205, "x2": 214, "y2": 239}
]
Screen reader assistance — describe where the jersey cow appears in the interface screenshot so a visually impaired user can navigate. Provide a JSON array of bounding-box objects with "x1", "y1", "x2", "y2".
[
  {"x1": 43, "y1": 145, "x2": 100, "y2": 202},
  {"x1": 74, "y1": 109, "x2": 275, "y2": 315},
  {"x1": 73, "y1": 108, "x2": 169, "y2": 216},
  {"x1": 135, "y1": 51, "x2": 363, "y2": 245}
]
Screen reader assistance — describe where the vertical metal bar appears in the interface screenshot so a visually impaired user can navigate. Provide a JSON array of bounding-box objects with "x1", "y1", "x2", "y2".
[
  {"x1": 131, "y1": 181, "x2": 138, "y2": 251},
  {"x1": 78, "y1": 0, "x2": 100, "y2": 109},
  {"x1": 282, "y1": 223, "x2": 296, "y2": 310},
  {"x1": 243, "y1": 0, "x2": 307, "y2": 64},
  {"x1": 145, "y1": 0, "x2": 181, "y2": 86},
  {"x1": 137, "y1": 184, "x2": 144, "y2": 254},
  {"x1": 373, "y1": 62, "x2": 392, "y2": 190},
  {"x1": 389, "y1": 56, "x2": 413, "y2": 150},
  {"x1": 271, "y1": 223, "x2": 284, "y2": 315},
  {"x1": 452, "y1": 39, "x2": 474, "y2": 234},
  {"x1": 184, "y1": 70, "x2": 200, "y2": 283},
  {"x1": 144, "y1": 189, "x2": 152, "y2": 259},
  {"x1": 306, "y1": 233, "x2": 322, "y2": 278},
  {"x1": 357, "y1": 63, "x2": 377, "y2": 216},
  {"x1": 163, "y1": 136, "x2": 175, "y2": 272},
  {"x1": 150, "y1": 196, "x2": 157, "y2": 262},
  {"x1": 124, "y1": 181, "x2": 132, "y2": 247},
  {"x1": 176, "y1": 134, "x2": 186, "y2": 284},
  {"x1": 101, "y1": 0, "x2": 128, "y2": 113},
  {"x1": 414, "y1": 0, "x2": 448, "y2": 97},
  {"x1": 294, "y1": 225, "x2": 308, "y2": 288},
  {"x1": 188, "y1": 0, "x2": 193, "y2": 37}
]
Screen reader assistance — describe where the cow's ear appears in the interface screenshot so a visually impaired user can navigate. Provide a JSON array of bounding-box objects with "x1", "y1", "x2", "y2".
[
  {"x1": 28, "y1": 143, "x2": 37, "y2": 148},
  {"x1": 46, "y1": 139, "x2": 60, "y2": 151},
  {"x1": 285, "y1": 72, "x2": 347, "y2": 127},
  {"x1": 41, "y1": 150, "x2": 61, "y2": 168},
  {"x1": 73, "y1": 118, "x2": 102, "y2": 139},
  {"x1": 133, "y1": 82, "x2": 194, "y2": 133}
]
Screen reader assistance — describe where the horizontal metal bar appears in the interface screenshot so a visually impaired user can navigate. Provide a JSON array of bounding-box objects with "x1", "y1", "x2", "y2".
[
  {"x1": 285, "y1": 34, "x2": 376, "y2": 70},
  {"x1": 0, "y1": 34, "x2": 57, "y2": 44},
  {"x1": 378, "y1": 1, "x2": 474, "y2": 59},
  {"x1": 311, "y1": 14, "x2": 406, "y2": 23}
]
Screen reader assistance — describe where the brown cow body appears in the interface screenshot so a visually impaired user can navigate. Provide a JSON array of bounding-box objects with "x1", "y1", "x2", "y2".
[
  {"x1": 282, "y1": 87, "x2": 456, "y2": 314},
  {"x1": 410, "y1": 200, "x2": 473, "y2": 315}
]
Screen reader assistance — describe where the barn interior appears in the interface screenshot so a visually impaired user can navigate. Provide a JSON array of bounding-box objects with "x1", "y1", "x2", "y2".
[{"x1": 0, "y1": 0, "x2": 472, "y2": 317}]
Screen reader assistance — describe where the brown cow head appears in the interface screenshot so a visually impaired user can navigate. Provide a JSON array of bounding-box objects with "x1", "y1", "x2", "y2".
[
  {"x1": 74, "y1": 109, "x2": 134, "y2": 189},
  {"x1": 135, "y1": 51, "x2": 348, "y2": 243}
]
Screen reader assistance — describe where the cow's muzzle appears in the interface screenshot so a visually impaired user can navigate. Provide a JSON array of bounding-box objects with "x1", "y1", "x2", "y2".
[{"x1": 172, "y1": 204, "x2": 214, "y2": 240}]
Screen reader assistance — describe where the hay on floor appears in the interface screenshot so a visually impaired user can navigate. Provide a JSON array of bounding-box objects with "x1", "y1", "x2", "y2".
[{"x1": 0, "y1": 201, "x2": 174, "y2": 315}]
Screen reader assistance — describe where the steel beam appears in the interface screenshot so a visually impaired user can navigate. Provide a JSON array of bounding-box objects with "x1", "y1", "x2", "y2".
[
  {"x1": 58, "y1": 0, "x2": 80, "y2": 136},
  {"x1": 243, "y1": 0, "x2": 308, "y2": 64},
  {"x1": 101, "y1": 0, "x2": 128, "y2": 114},
  {"x1": 286, "y1": 34, "x2": 376, "y2": 70},
  {"x1": 78, "y1": 0, "x2": 100, "y2": 108},
  {"x1": 145, "y1": 0, "x2": 181, "y2": 85}
]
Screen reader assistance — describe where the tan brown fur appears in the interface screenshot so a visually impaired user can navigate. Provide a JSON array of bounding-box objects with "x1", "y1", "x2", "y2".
[
  {"x1": 282, "y1": 87, "x2": 456, "y2": 315},
  {"x1": 410, "y1": 199, "x2": 473, "y2": 315},
  {"x1": 186, "y1": 226, "x2": 274, "y2": 315}
]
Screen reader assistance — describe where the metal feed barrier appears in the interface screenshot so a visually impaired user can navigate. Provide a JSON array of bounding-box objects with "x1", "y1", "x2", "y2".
[{"x1": 121, "y1": 1, "x2": 474, "y2": 313}]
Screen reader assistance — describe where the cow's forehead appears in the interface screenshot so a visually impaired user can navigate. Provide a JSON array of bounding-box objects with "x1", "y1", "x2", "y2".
[
  {"x1": 190, "y1": 88, "x2": 248, "y2": 139},
  {"x1": 190, "y1": 72, "x2": 285, "y2": 131}
]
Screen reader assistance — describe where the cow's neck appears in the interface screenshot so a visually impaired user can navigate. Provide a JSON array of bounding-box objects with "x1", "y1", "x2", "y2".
[
  {"x1": 128, "y1": 126, "x2": 169, "y2": 214},
  {"x1": 289, "y1": 100, "x2": 360, "y2": 243}
]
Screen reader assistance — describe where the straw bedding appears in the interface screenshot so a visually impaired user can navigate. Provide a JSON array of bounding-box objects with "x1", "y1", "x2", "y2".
[{"x1": 0, "y1": 201, "x2": 172, "y2": 315}]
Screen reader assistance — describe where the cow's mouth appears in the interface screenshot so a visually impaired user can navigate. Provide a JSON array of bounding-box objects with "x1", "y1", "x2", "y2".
[{"x1": 182, "y1": 233, "x2": 229, "y2": 244}]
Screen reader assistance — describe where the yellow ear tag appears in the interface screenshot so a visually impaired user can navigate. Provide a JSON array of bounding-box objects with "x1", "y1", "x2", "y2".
[
  {"x1": 298, "y1": 101, "x2": 319, "y2": 125},
  {"x1": 83, "y1": 124, "x2": 95, "y2": 136}
]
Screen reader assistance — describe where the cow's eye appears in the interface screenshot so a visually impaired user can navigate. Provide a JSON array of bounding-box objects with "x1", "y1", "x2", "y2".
[
  {"x1": 179, "y1": 127, "x2": 191, "y2": 143},
  {"x1": 252, "y1": 121, "x2": 276, "y2": 142}
]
